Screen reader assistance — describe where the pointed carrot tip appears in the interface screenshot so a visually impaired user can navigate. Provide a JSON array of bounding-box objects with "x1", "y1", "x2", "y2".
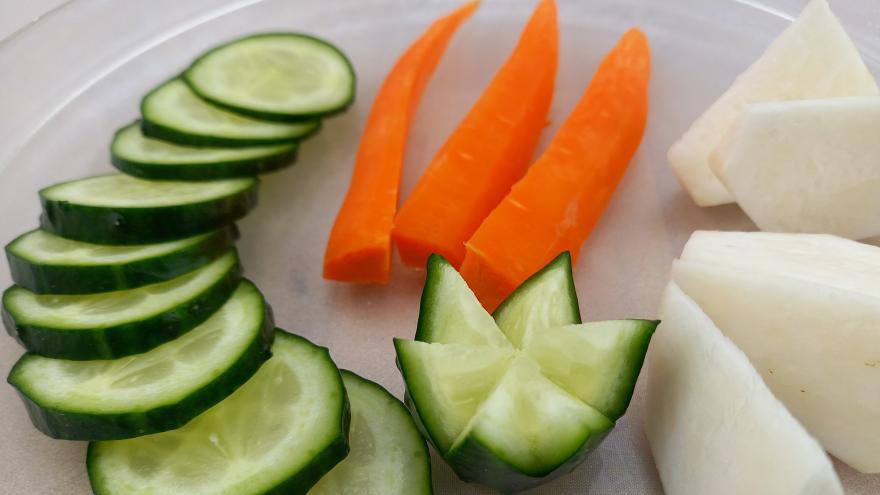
[
  {"x1": 623, "y1": 27, "x2": 650, "y2": 47},
  {"x1": 461, "y1": 0, "x2": 481, "y2": 15}
]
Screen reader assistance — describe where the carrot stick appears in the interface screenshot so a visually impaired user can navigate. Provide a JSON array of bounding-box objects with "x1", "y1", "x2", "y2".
[
  {"x1": 460, "y1": 28, "x2": 652, "y2": 311},
  {"x1": 391, "y1": 0, "x2": 558, "y2": 269},
  {"x1": 323, "y1": 1, "x2": 479, "y2": 283}
]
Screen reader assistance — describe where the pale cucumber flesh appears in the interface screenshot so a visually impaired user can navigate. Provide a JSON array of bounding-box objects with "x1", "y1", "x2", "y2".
[
  {"x1": 88, "y1": 331, "x2": 348, "y2": 495},
  {"x1": 143, "y1": 79, "x2": 316, "y2": 140},
  {"x1": 113, "y1": 123, "x2": 294, "y2": 164},
  {"x1": 41, "y1": 174, "x2": 255, "y2": 208},
  {"x1": 11, "y1": 282, "x2": 264, "y2": 412},
  {"x1": 7, "y1": 229, "x2": 211, "y2": 265},
  {"x1": 523, "y1": 320, "x2": 657, "y2": 420},
  {"x1": 451, "y1": 356, "x2": 612, "y2": 475},
  {"x1": 395, "y1": 339, "x2": 515, "y2": 452},
  {"x1": 417, "y1": 255, "x2": 511, "y2": 348},
  {"x1": 5, "y1": 251, "x2": 237, "y2": 329},
  {"x1": 186, "y1": 34, "x2": 354, "y2": 116},
  {"x1": 309, "y1": 371, "x2": 431, "y2": 495},
  {"x1": 493, "y1": 252, "x2": 580, "y2": 348}
]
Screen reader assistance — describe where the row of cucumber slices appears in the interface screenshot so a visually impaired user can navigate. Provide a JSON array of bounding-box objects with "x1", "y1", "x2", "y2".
[
  {"x1": 3, "y1": 33, "x2": 434, "y2": 494},
  {"x1": 111, "y1": 33, "x2": 353, "y2": 181}
]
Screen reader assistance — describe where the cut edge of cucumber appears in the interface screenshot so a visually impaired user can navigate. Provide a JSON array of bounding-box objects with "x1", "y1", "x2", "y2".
[
  {"x1": 111, "y1": 123, "x2": 299, "y2": 181},
  {"x1": 493, "y1": 251, "x2": 581, "y2": 348},
  {"x1": 2, "y1": 250, "x2": 242, "y2": 360},
  {"x1": 182, "y1": 32, "x2": 357, "y2": 122},
  {"x1": 394, "y1": 338, "x2": 516, "y2": 454},
  {"x1": 6, "y1": 280, "x2": 274, "y2": 440},
  {"x1": 524, "y1": 319, "x2": 658, "y2": 421},
  {"x1": 86, "y1": 329, "x2": 351, "y2": 495},
  {"x1": 140, "y1": 78, "x2": 322, "y2": 147},
  {"x1": 140, "y1": 116, "x2": 321, "y2": 148},
  {"x1": 445, "y1": 356, "x2": 614, "y2": 480},
  {"x1": 39, "y1": 174, "x2": 259, "y2": 244},
  {"x1": 308, "y1": 369, "x2": 433, "y2": 495},
  {"x1": 4, "y1": 226, "x2": 238, "y2": 294},
  {"x1": 415, "y1": 254, "x2": 512, "y2": 349}
]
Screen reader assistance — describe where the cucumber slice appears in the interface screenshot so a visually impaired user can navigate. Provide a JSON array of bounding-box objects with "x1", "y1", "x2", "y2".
[
  {"x1": 5, "y1": 227, "x2": 237, "y2": 294},
  {"x1": 415, "y1": 255, "x2": 511, "y2": 348},
  {"x1": 310, "y1": 370, "x2": 432, "y2": 495},
  {"x1": 523, "y1": 320, "x2": 658, "y2": 421},
  {"x1": 141, "y1": 79, "x2": 320, "y2": 147},
  {"x1": 40, "y1": 174, "x2": 258, "y2": 245},
  {"x1": 2, "y1": 250, "x2": 240, "y2": 360},
  {"x1": 446, "y1": 357, "x2": 612, "y2": 491},
  {"x1": 183, "y1": 33, "x2": 356, "y2": 121},
  {"x1": 87, "y1": 330, "x2": 349, "y2": 495},
  {"x1": 7, "y1": 280, "x2": 272, "y2": 440},
  {"x1": 394, "y1": 339, "x2": 515, "y2": 453},
  {"x1": 493, "y1": 252, "x2": 581, "y2": 348},
  {"x1": 111, "y1": 123, "x2": 298, "y2": 180}
]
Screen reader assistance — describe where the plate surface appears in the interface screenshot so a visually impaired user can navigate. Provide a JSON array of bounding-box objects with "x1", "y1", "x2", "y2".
[{"x1": 1, "y1": 0, "x2": 879, "y2": 493}]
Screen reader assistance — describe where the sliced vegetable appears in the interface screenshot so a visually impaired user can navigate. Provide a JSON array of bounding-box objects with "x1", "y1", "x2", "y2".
[
  {"x1": 87, "y1": 330, "x2": 349, "y2": 495},
  {"x1": 460, "y1": 28, "x2": 651, "y2": 311},
  {"x1": 309, "y1": 370, "x2": 432, "y2": 495},
  {"x1": 392, "y1": 0, "x2": 558, "y2": 268},
  {"x1": 111, "y1": 123, "x2": 298, "y2": 180},
  {"x1": 522, "y1": 319, "x2": 656, "y2": 421},
  {"x1": 414, "y1": 254, "x2": 511, "y2": 348},
  {"x1": 324, "y1": 1, "x2": 478, "y2": 283},
  {"x1": 396, "y1": 255, "x2": 654, "y2": 492},
  {"x1": 40, "y1": 174, "x2": 257, "y2": 244},
  {"x1": 711, "y1": 97, "x2": 880, "y2": 240},
  {"x1": 667, "y1": 0, "x2": 878, "y2": 207},
  {"x1": 445, "y1": 357, "x2": 612, "y2": 492},
  {"x1": 141, "y1": 78, "x2": 320, "y2": 147},
  {"x1": 184, "y1": 33, "x2": 356, "y2": 121},
  {"x1": 645, "y1": 283, "x2": 843, "y2": 495},
  {"x1": 7, "y1": 280, "x2": 272, "y2": 440},
  {"x1": 2, "y1": 250, "x2": 240, "y2": 360},
  {"x1": 673, "y1": 230, "x2": 880, "y2": 473},
  {"x1": 5, "y1": 227, "x2": 237, "y2": 294},
  {"x1": 394, "y1": 340, "x2": 515, "y2": 453},
  {"x1": 493, "y1": 251, "x2": 580, "y2": 347}
]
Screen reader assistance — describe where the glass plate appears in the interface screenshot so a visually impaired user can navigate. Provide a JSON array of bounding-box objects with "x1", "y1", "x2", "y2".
[{"x1": 1, "y1": 0, "x2": 878, "y2": 493}]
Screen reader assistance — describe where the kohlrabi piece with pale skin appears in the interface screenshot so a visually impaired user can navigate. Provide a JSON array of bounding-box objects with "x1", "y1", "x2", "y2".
[
  {"x1": 674, "y1": 230, "x2": 880, "y2": 473},
  {"x1": 645, "y1": 283, "x2": 843, "y2": 495},
  {"x1": 711, "y1": 97, "x2": 880, "y2": 239},
  {"x1": 667, "y1": 0, "x2": 878, "y2": 207}
]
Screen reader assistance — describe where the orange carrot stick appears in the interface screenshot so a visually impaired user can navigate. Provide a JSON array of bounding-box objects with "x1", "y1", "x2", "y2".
[
  {"x1": 391, "y1": 0, "x2": 558, "y2": 269},
  {"x1": 324, "y1": 1, "x2": 479, "y2": 283},
  {"x1": 461, "y1": 28, "x2": 652, "y2": 311}
]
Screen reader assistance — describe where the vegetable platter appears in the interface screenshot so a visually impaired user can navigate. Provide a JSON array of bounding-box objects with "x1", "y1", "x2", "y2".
[{"x1": 1, "y1": 0, "x2": 879, "y2": 493}]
